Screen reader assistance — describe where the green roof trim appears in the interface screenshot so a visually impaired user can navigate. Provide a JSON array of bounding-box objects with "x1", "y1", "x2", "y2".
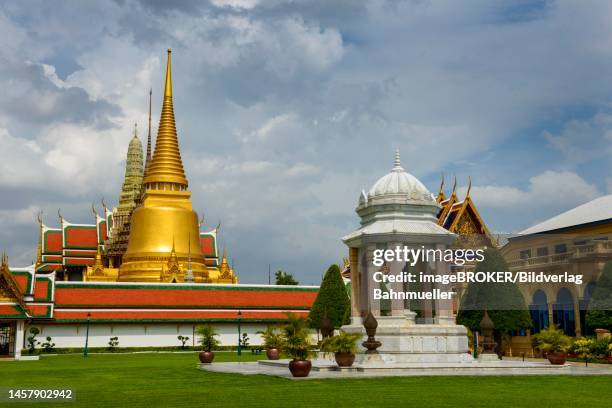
[
  {"x1": 56, "y1": 283, "x2": 318, "y2": 292},
  {"x1": 10, "y1": 270, "x2": 33, "y2": 295}
]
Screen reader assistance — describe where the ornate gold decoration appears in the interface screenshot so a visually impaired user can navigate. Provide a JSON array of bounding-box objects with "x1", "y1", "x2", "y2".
[
  {"x1": 143, "y1": 49, "x2": 188, "y2": 188},
  {"x1": 217, "y1": 246, "x2": 236, "y2": 283},
  {"x1": 119, "y1": 49, "x2": 210, "y2": 283},
  {"x1": 0, "y1": 253, "x2": 26, "y2": 308}
]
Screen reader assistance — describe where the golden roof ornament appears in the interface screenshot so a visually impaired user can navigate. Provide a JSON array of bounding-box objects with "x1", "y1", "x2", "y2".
[
  {"x1": 119, "y1": 49, "x2": 211, "y2": 283},
  {"x1": 466, "y1": 176, "x2": 472, "y2": 198},
  {"x1": 143, "y1": 49, "x2": 188, "y2": 188}
]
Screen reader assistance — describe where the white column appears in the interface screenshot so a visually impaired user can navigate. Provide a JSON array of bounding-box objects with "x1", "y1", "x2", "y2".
[
  {"x1": 364, "y1": 244, "x2": 380, "y2": 317},
  {"x1": 420, "y1": 258, "x2": 433, "y2": 322},
  {"x1": 14, "y1": 321, "x2": 24, "y2": 360},
  {"x1": 434, "y1": 243, "x2": 455, "y2": 325},
  {"x1": 389, "y1": 242, "x2": 404, "y2": 316},
  {"x1": 349, "y1": 247, "x2": 361, "y2": 320}
]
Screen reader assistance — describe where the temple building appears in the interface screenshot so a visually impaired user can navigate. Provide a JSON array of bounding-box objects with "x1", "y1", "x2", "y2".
[
  {"x1": 35, "y1": 50, "x2": 236, "y2": 285},
  {"x1": 501, "y1": 195, "x2": 612, "y2": 339},
  {"x1": 435, "y1": 175, "x2": 495, "y2": 248},
  {"x1": 0, "y1": 50, "x2": 319, "y2": 360},
  {"x1": 104, "y1": 123, "x2": 145, "y2": 269},
  {"x1": 341, "y1": 173, "x2": 495, "y2": 307}
]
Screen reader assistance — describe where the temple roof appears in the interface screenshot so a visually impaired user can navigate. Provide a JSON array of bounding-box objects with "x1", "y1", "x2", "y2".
[
  {"x1": 436, "y1": 177, "x2": 494, "y2": 245},
  {"x1": 520, "y1": 194, "x2": 612, "y2": 235},
  {"x1": 366, "y1": 149, "x2": 436, "y2": 204}
]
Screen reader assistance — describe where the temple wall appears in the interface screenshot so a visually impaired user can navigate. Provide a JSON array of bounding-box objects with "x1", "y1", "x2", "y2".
[{"x1": 22, "y1": 322, "x2": 269, "y2": 349}]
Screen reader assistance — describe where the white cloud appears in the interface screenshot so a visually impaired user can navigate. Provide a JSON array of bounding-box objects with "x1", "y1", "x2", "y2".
[
  {"x1": 544, "y1": 112, "x2": 612, "y2": 164},
  {"x1": 1, "y1": 1, "x2": 612, "y2": 282},
  {"x1": 467, "y1": 171, "x2": 600, "y2": 209},
  {"x1": 0, "y1": 205, "x2": 41, "y2": 226},
  {"x1": 211, "y1": 0, "x2": 259, "y2": 10},
  {"x1": 243, "y1": 113, "x2": 297, "y2": 143}
]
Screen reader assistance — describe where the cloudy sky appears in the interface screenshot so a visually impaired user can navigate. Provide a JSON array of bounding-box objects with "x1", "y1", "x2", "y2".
[{"x1": 0, "y1": 0, "x2": 611, "y2": 284}]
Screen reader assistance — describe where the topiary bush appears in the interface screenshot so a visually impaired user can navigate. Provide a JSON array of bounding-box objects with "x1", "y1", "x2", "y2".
[{"x1": 309, "y1": 264, "x2": 351, "y2": 330}]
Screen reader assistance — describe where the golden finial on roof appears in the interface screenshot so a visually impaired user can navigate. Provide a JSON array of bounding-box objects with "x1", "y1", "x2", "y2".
[
  {"x1": 438, "y1": 174, "x2": 445, "y2": 196},
  {"x1": 466, "y1": 176, "x2": 472, "y2": 198},
  {"x1": 93, "y1": 244, "x2": 103, "y2": 270},
  {"x1": 219, "y1": 244, "x2": 233, "y2": 279},
  {"x1": 451, "y1": 175, "x2": 457, "y2": 195},
  {"x1": 57, "y1": 208, "x2": 64, "y2": 224},
  {"x1": 143, "y1": 48, "x2": 188, "y2": 188}
]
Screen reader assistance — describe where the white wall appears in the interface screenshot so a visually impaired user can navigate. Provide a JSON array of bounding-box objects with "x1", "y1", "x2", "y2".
[{"x1": 23, "y1": 322, "x2": 271, "y2": 349}]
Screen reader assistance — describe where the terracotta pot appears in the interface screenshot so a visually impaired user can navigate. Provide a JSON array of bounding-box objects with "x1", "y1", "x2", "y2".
[
  {"x1": 288, "y1": 360, "x2": 312, "y2": 377},
  {"x1": 334, "y1": 352, "x2": 355, "y2": 367},
  {"x1": 547, "y1": 351, "x2": 567, "y2": 365},
  {"x1": 266, "y1": 348, "x2": 280, "y2": 360},
  {"x1": 199, "y1": 351, "x2": 215, "y2": 364}
]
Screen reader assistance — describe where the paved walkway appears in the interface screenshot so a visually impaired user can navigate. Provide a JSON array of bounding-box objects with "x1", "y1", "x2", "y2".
[{"x1": 199, "y1": 359, "x2": 612, "y2": 380}]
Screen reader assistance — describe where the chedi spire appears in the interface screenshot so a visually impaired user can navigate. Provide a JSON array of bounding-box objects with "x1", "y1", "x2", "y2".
[{"x1": 143, "y1": 49, "x2": 188, "y2": 189}]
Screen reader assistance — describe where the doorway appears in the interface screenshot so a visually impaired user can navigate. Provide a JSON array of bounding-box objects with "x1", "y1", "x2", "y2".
[{"x1": 0, "y1": 322, "x2": 15, "y2": 357}]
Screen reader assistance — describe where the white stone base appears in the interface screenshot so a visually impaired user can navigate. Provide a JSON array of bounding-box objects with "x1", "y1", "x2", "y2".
[
  {"x1": 342, "y1": 315, "x2": 472, "y2": 364},
  {"x1": 478, "y1": 353, "x2": 499, "y2": 362},
  {"x1": 15, "y1": 355, "x2": 40, "y2": 361}
]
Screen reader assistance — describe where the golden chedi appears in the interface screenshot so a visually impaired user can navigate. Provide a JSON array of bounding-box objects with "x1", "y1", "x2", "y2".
[{"x1": 119, "y1": 49, "x2": 209, "y2": 283}]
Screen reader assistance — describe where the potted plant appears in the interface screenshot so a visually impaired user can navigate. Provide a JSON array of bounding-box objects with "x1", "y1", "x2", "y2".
[
  {"x1": 258, "y1": 326, "x2": 283, "y2": 360},
  {"x1": 320, "y1": 330, "x2": 361, "y2": 367},
  {"x1": 281, "y1": 313, "x2": 314, "y2": 377},
  {"x1": 196, "y1": 325, "x2": 219, "y2": 364},
  {"x1": 532, "y1": 326, "x2": 571, "y2": 365}
]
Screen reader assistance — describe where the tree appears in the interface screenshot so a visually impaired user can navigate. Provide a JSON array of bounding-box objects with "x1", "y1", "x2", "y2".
[
  {"x1": 26, "y1": 327, "x2": 40, "y2": 354},
  {"x1": 107, "y1": 336, "x2": 119, "y2": 351},
  {"x1": 177, "y1": 335, "x2": 190, "y2": 349},
  {"x1": 457, "y1": 248, "x2": 532, "y2": 348},
  {"x1": 586, "y1": 261, "x2": 612, "y2": 331},
  {"x1": 309, "y1": 264, "x2": 351, "y2": 329},
  {"x1": 275, "y1": 270, "x2": 298, "y2": 285}
]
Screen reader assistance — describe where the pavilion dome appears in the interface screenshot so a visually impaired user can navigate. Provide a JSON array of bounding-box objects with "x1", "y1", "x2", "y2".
[{"x1": 366, "y1": 149, "x2": 435, "y2": 204}]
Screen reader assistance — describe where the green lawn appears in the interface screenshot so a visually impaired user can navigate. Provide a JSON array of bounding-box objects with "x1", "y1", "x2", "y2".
[{"x1": 1, "y1": 353, "x2": 610, "y2": 407}]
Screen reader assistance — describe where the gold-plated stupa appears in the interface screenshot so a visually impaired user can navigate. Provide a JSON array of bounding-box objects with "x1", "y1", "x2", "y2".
[{"x1": 119, "y1": 49, "x2": 209, "y2": 283}]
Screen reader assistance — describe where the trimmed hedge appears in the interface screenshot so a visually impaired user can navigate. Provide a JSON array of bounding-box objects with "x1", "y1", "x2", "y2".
[{"x1": 22, "y1": 345, "x2": 252, "y2": 355}]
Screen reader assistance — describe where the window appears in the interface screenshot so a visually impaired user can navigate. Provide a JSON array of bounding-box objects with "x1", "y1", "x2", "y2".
[
  {"x1": 519, "y1": 249, "x2": 531, "y2": 259},
  {"x1": 573, "y1": 240, "x2": 588, "y2": 246},
  {"x1": 536, "y1": 247, "x2": 548, "y2": 257},
  {"x1": 554, "y1": 244, "x2": 567, "y2": 254}
]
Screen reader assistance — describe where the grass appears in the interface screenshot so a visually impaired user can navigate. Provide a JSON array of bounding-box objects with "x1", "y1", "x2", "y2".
[{"x1": 1, "y1": 352, "x2": 610, "y2": 407}]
